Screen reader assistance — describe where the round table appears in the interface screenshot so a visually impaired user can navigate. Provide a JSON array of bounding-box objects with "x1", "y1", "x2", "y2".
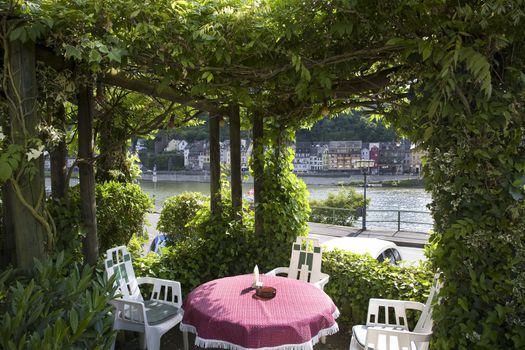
[{"x1": 180, "y1": 274, "x2": 339, "y2": 350}]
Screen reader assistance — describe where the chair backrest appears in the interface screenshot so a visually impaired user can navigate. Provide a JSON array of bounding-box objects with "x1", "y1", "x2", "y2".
[
  {"x1": 414, "y1": 273, "x2": 442, "y2": 333},
  {"x1": 287, "y1": 237, "x2": 323, "y2": 284},
  {"x1": 105, "y1": 246, "x2": 142, "y2": 301}
]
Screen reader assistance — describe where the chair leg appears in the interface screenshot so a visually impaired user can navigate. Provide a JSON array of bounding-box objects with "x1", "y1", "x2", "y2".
[
  {"x1": 183, "y1": 331, "x2": 189, "y2": 350},
  {"x1": 146, "y1": 334, "x2": 161, "y2": 350},
  {"x1": 349, "y1": 335, "x2": 364, "y2": 350}
]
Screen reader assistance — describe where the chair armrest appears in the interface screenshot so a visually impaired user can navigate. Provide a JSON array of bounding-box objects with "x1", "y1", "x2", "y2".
[
  {"x1": 366, "y1": 326, "x2": 432, "y2": 347},
  {"x1": 266, "y1": 267, "x2": 289, "y2": 277},
  {"x1": 313, "y1": 272, "x2": 330, "y2": 290},
  {"x1": 365, "y1": 298, "x2": 425, "y2": 329},
  {"x1": 110, "y1": 298, "x2": 147, "y2": 325},
  {"x1": 136, "y1": 277, "x2": 183, "y2": 308}
]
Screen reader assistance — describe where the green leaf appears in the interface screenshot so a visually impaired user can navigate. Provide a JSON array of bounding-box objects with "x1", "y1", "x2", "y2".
[
  {"x1": 69, "y1": 309, "x2": 78, "y2": 334},
  {"x1": 64, "y1": 45, "x2": 82, "y2": 60},
  {"x1": 89, "y1": 49, "x2": 102, "y2": 63},
  {"x1": 0, "y1": 163, "x2": 12, "y2": 181},
  {"x1": 9, "y1": 27, "x2": 25, "y2": 42}
]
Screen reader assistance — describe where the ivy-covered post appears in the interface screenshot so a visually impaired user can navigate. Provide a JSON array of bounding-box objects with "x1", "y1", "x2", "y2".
[
  {"x1": 229, "y1": 104, "x2": 242, "y2": 221},
  {"x1": 209, "y1": 114, "x2": 221, "y2": 217},
  {"x1": 49, "y1": 103, "x2": 68, "y2": 199},
  {"x1": 252, "y1": 112, "x2": 264, "y2": 236},
  {"x1": 6, "y1": 36, "x2": 46, "y2": 269},
  {"x1": 77, "y1": 84, "x2": 98, "y2": 265}
]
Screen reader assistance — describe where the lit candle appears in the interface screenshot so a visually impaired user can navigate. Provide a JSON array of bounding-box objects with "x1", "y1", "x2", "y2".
[{"x1": 253, "y1": 265, "x2": 259, "y2": 285}]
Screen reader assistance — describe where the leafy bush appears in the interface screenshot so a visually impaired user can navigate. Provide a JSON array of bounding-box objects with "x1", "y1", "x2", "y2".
[
  {"x1": 322, "y1": 249, "x2": 433, "y2": 326},
  {"x1": 157, "y1": 192, "x2": 208, "y2": 242},
  {"x1": 309, "y1": 187, "x2": 365, "y2": 226},
  {"x1": 95, "y1": 181, "x2": 153, "y2": 252},
  {"x1": 49, "y1": 181, "x2": 152, "y2": 253},
  {"x1": 0, "y1": 252, "x2": 116, "y2": 349}
]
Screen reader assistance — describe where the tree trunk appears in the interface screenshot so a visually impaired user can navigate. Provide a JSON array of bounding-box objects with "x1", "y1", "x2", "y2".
[
  {"x1": 229, "y1": 104, "x2": 242, "y2": 221},
  {"x1": 6, "y1": 37, "x2": 46, "y2": 270},
  {"x1": 252, "y1": 113, "x2": 264, "y2": 236},
  {"x1": 209, "y1": 114, "x2": 221, "y2": 216},
  {"x1": 1, "y1": 183, "x2": 16, "y2": 268},
  {"x1": 77, "y1": 84, "x2": 98, "y2": 265},
  {"x1": 50, "y1": 104, "x2": 68, "y2": 199}
]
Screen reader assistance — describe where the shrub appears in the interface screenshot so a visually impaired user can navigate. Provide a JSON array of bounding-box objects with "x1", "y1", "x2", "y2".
[
  {"x1": 322, "y1": 249, "x2": 433, "y2": 326},
  {"x1": 157, "y1": 192, "x2": 208, "y2": 242},
  {"x1": 49, "y1": 181, "x2": 152, "y2": 253},
  {"x1": 95, "y1": 181, "x2": 153, "y2": 252},
  {"x1": 0, "y1": 252, "x2": 116, "y2": 349},
  {"x1": 309, "y1": 187, "x2": 365, "y2": 226}
]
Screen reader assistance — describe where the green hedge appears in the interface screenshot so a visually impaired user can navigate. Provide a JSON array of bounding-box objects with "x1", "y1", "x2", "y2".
[
  {"x1": 0, "y1": 252, "x2": 116, "y2": 349},
  {"x1": 322, "y1": 249, "x2": 433, "y2": 326}
]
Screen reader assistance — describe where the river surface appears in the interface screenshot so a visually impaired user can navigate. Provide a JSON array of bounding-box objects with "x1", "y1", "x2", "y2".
[{"x1": 139, "y1": 180, "x2": 433, "y2": 232}]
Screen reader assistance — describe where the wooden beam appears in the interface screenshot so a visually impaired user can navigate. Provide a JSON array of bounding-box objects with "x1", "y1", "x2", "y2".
[
  {"x1": 209, "y1": 114, "x2": 221, "y2": 216},
  {"x1": 77, "y1": 84, "x2": 98, "y2": 265},
  {"x1": 229, "y1": 104, "x2": 242, "y2": 221}
]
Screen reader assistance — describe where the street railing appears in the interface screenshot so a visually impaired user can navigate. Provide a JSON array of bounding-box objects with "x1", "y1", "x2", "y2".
[{"x1": 309, "y1": 206, "x2": 432, "y2": 233}]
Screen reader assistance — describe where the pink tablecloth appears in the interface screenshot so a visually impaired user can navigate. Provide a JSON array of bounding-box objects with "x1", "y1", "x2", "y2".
[{"x1": 180, "y1": 274, "x2": 339, "y2": 350}]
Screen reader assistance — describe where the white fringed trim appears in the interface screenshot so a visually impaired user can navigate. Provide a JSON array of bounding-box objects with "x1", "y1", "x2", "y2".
[{"x1": 180, "y1": 320, "x2": 340, "y2": 350}]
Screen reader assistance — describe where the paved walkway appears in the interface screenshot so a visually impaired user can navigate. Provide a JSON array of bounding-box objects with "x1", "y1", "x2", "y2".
[{"x1": 145, "y1": 213, "x2": 428, "y2": 252}]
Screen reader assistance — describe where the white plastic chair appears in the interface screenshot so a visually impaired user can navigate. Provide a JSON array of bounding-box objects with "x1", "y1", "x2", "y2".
[
  {"x1": 105, "y1": 246, "x2": 183, "y2": 350},
  {"x1": 349, "y1": 276, "x2": 441, "y2": 350},
  {"x1": 266, "y1": 237, "x2": 329, "y2": 290}
]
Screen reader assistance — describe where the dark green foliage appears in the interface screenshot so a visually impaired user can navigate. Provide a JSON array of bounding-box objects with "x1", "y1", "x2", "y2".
[
  {"x1": 258, "y1": 146, "x2": 311, "y2": 270},
  {"x1": 309, "y1": 187, "x2": 365, "y2": 226},
  {"x1": 49, "y1": 181, "x2": 152, "y2": 253},
  {"x1": 322, "y1": 249, "x2": 433, "y2": 326},
  {"x1": 157, "y1": 192, "x2": 208, "y2": 242},
  {"x1": 0, "y1": 252, "x2": 116, "y2": 349},
  {"x1": 46, "y1": 197, "x2": 82, "y2": 254},
  {"x1": 95, "y1": 181, "x2": 153, "y2": 253},
  {"x1": 387, "y1": 3, "x2": 525, "y2": 348},
  {"x1": 296, "y1": 111, "x2": 397, "y2": 143}
]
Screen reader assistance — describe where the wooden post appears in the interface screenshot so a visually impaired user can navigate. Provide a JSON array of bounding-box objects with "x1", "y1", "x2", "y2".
[
  {"x1": 229, "y1": 104, "x2": 242, "y2": 221},
  {"x1": 50, "y1": 104, "x2": 68, "y2": 199},
  {"x1": 209, "y1": 114, "x2": 221, "y2": 216},
  {"x1": 1, "y1": 183, "x2": 16, "y2": 268},
  {"x1": 252, "y1": 113, "x2": 264, "y2": 236},
  {"x1": 77, "y1": 84, "x2": 98, "y2": 265},
  {"x1": 6, "y1": 37, "x2": 46, "y2": 269}
]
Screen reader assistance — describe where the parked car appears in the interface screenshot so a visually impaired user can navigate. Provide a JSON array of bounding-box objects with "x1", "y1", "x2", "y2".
[{"x1": 322, "y1": 237, "x2": 403, "y2": 265}]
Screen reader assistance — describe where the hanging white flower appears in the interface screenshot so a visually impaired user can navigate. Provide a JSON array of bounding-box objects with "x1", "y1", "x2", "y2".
[
  {"x1": 26, "y1": 145, "x2": 45, "y2": 161},
  {"x1": 0, "y1": 127, "x2": 5, "y2": 142}
]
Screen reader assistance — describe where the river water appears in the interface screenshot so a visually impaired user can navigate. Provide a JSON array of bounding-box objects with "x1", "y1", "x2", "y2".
[{"x1": 139, "y1": 179, "x2": 433, "y2": 233}]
